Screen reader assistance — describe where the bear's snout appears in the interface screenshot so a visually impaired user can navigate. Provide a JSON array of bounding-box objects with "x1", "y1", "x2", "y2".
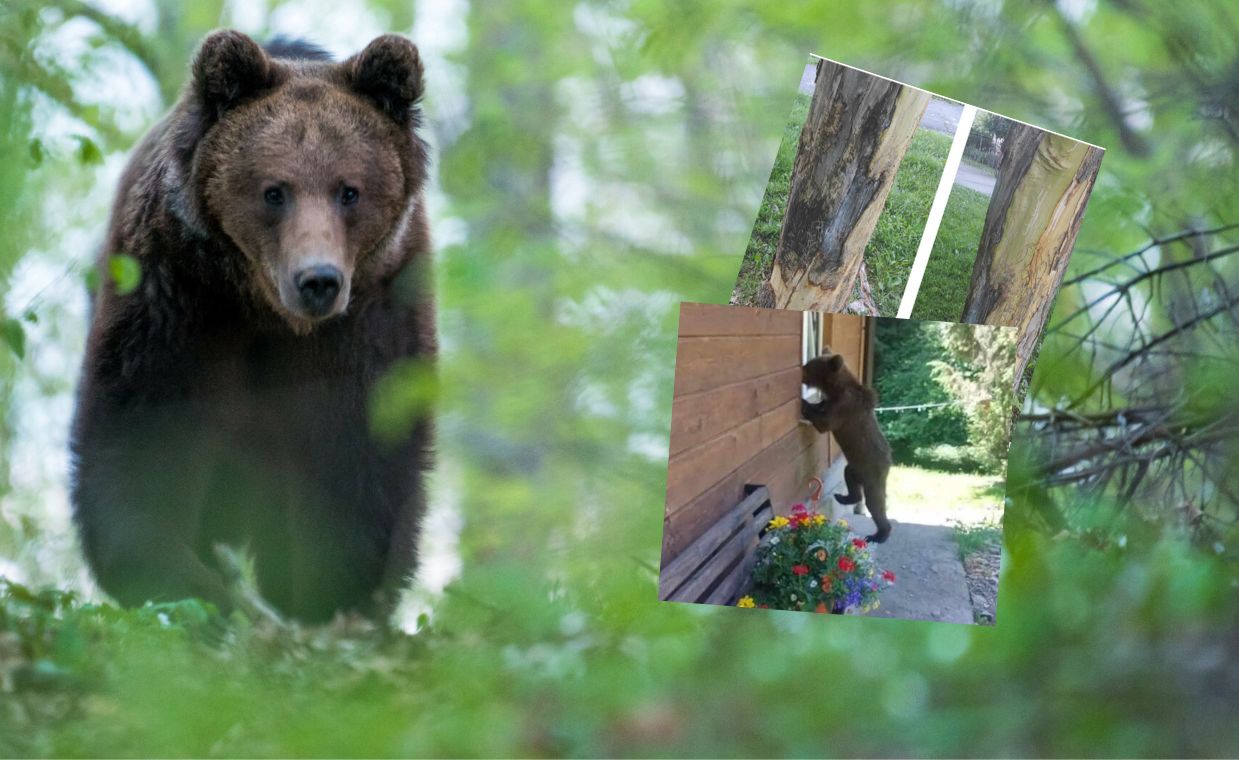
[{"x1": 295, "y1": 265, "x2": 344, "y2": 316}]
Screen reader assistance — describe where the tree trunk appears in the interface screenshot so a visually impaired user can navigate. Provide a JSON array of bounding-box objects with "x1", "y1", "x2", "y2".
[
  {"x1": 961, "y1": 123, "x2": 1105, "y2": 384},
  {"x1": 766, "y1": 59, "x2": 929, "y2": 312}
]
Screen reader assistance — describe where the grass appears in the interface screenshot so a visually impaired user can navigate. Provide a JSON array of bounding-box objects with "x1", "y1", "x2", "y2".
[
  {"x1": 887, "y1": 464, "x2": 1006, "y2": 528},
  {"x1": 951, "y1": 517, "x2": 1003, "y2": 558},
  {"x1": 908, "y1": 183, "x2": 990, "y2": 322},
  {"x1": 731, "y1": 93, "x2": 811, "y2": 305},
  {"x1": 860, "y1": 128, "x2": 952, "y2": 314}
]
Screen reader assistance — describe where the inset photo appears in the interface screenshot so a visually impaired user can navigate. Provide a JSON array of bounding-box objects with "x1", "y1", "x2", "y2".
[
  {"x1": 731, "y1": 56, "x2": 1103, "y2": 383},
  {"x1": 660, "y1": 302, "x2": 1016, "y2": 625}
]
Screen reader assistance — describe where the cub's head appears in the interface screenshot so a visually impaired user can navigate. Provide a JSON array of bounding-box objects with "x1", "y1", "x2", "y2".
[
  {"x1": 802, "y1": 352, "x2": 877, "y2": 411},
  {"x1": 802, "y1": 353, "x2": 854, "y2": 395},
  {"x1": 181, "y1": 30, "x2": 428, "y2": 333}
]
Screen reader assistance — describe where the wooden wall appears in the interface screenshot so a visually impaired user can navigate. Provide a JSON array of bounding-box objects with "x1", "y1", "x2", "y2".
[{"x1": 661, "y1": 303, "x2": 870, "y2": 566}]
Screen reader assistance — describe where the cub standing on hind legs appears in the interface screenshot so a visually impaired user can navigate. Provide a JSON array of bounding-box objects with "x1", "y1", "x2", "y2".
[
  {"x1": 801, "y1": 353, "x2": 894, "y2": 543},
  {"x1": 70, "y1": 30, "x2": 435, "y2": 623}
]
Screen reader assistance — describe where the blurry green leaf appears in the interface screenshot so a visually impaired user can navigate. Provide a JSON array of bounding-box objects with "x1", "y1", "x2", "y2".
[
  {"x1": 28, "y1": 138, "x2": 43, "y2": 167},
  {"x1": 84, "y1": 265, "x2": 101, "y2": 294},
  {"x1": 2, "y1": 316, "x2": 26, "y2": 359},
  {"x1": 74, "y1": 135, "x2": 104, "y2": 166},
  {"x1": 107, "y1": 253, "x2": 142, "y2": 295},
  {"x1": 369, "y1": 359, "x2": 440, "y2": 443}
]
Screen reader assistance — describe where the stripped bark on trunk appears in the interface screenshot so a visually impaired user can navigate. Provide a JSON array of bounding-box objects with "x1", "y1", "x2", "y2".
[
  {"x1": 767, "y1": 59, "x2": 929, "y2": 312},
  {"x1": 961, "y1": 123, "x2": 1105, "y2": 384}
]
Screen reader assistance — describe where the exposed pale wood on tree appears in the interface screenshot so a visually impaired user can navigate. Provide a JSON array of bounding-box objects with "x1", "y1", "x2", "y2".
[
  {"x1": 961, "y1": 123, "x2": 1105, "y2": 383},
  {"x1": 766, "y1": 59, "x2": 930, "y2": 312}
]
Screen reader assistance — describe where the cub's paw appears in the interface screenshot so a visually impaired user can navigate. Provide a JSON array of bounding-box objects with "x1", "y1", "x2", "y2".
[{"x1": 834, "y1": 492, "x2": 861, "y2": 505}]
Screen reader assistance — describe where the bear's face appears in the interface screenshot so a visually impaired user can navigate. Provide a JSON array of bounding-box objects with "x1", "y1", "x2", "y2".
[
  {"x1": 187, "y1": 32, "x2": 426, "y2": 333},
  {"x1": 802, "y1": 353, "x2": 852, "y2": 397}
]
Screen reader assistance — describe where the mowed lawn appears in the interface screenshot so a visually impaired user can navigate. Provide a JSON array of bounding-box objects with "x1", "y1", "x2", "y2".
[
  {"x1": 732, "y1": 93, "x2": 810, "y2": 305},
  {"x1": 731, "y1": 96, "x2": 951, "y2": 314},
  {"x1": 860, "y1": 128, "x2": 951, "y2": 314},
  {"x1": 885, "y1": 464, "x2": 1005, "y2": 528},
  {"x1": 909, "y1": 183, "x2": 990, "y2": 322}
]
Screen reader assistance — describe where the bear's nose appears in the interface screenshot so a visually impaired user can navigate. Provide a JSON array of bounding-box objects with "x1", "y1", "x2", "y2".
[{"x1": 295, "y1": 265, "x2": 343, "y2": 316}]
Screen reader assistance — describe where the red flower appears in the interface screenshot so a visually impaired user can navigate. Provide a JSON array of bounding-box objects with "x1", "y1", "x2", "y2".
[
  {"x1": 791, "y1": 564, "x2": 809, "y2": 576},
  {"x1": 882, "y1": 570, "x2": 896, "y2": 583},
  {"x1": 791, "y1": 503, "x2": 807, "y2": 514},
  {"x1": 837, "y1": 557, "x2": 856, "y2": 573},
  {"x1": 759, "y1": 604, "x2": 769, "y2": 609},
  {"x1": 815, "y1": 602, "x2": 829, "y2": 613},
  {"x1": 820, "y1": 575, "x2": 833, "y2": 591},
  {"x1": 852, "y1": 538, "x2": 868, "y2": 549}
]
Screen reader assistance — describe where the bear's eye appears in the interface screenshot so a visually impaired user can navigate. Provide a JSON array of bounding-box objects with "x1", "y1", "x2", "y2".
[
  {"x1": 340, "y1": 186, "x2": 360, "y2": 206},
  {"x1": 263, "y1": 187, "x2": 286, "y2": 206}
]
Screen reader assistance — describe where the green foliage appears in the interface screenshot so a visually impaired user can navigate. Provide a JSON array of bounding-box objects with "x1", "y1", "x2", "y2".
[
  {"x1": 748, "y1": 505, "x2": 893, "y2": 614},
  {"x1": 106, "y1": 254, "x2": 141, "y2": 296},
  {"x1": 732, "y1": 93, "x2": 810, "y2": 304},
  {"x1": 951, "y1": 516, "x2": 1003, "y2": 558},
  {"x1": 862, "y1": 128, "x2": 952, "y2": 313},
  {"x1": 0, "y1": 0, "x2": 1238, "y2": 756},
  {"x1": 931, "y1": 323, "x2": 1018, "y2": 472},
  {"x1": 873, "y1": 318, "x2": 970, "y2": 465},
  {"x1": 909, "y1": 183, "x2": 990, "y2": 322}
]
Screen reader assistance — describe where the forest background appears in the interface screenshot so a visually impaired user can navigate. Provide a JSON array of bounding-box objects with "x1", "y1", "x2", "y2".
[{"x1": 1, "y1": 0, "x2": 1238, "y2": 755}]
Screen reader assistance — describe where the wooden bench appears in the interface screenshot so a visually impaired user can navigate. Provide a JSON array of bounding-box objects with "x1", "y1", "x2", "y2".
[{"x1": 658, "y1": 484, "x2": 774, "y2": 605}]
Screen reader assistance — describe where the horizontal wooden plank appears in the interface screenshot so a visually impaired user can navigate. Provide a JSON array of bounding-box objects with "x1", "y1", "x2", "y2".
[
  {"x1": 669, "y1": 367, "x2": 799, "y2": 457},
  {"x1": 672, "y1": 335, "x2": 801, "y2": 397},
  {"x1": 760, "y1": 398, "x2": 803, "y2": 451},
  {"x1": 678, "y1": 302, "x2": 803, "y2": 337},
  {"x1": 703, "y1": 500, "x2": 773, "y2": 605},
  {"x1": 664, "y1": 414, "x2": 763, "y2": 513},
  {"x1": 659, "y1": 485, "x2": 770, "y2": 599},
  {"x1": 662, "y1": 424, "x2": 827, "y2": 564},
  {"x1": 666, "y1": 396, "x2": 804, "y2": 515}
]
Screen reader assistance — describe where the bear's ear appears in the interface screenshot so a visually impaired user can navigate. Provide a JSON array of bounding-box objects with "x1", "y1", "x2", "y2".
[
  {"x1": 826, "y1": 354, "x2": 845, "y2": 372},
  {"x1": 348, "y1": 35, "x2": 424, "y2": 124},
  {"x1": 192, "y1": 30, "x2": 274, "y2": 119}
]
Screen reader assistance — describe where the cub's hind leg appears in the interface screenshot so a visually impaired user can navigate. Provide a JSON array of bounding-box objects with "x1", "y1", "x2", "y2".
[{"x1": 834, "y1": 464, "x2": 865, "y2": 515}]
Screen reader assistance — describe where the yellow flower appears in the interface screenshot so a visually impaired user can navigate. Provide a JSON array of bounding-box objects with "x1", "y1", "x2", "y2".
[
  {"x1": 736, "y1": 596, "x2": 756, "y2": 608},
  {"x1": 811, "y1": 514, "x2": 826, "y2": 526},
  {"x1": 768, "y1": 516, "x2": 790, "y2": 530}
]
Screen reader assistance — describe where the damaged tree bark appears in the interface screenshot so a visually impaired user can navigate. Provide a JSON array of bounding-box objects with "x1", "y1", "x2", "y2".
[
  {"x1": 766, "y1": 58, "x2": 929, "y2": 312},
  {"x1": 961, "y1": 123, "x2": 1105, "y2": 382}
]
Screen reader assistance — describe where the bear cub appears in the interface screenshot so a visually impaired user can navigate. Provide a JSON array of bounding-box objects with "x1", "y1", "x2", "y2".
[
  {"x1": 70, "y1": 30, "x2": 434, "y2": 622},
  {"x1": 801, "y1": 353, "x2": 894, "y2": 543}
]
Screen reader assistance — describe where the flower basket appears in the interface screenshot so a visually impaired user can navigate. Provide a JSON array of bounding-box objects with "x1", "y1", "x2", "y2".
[{"x1": 736, "y1": 503, "x2": 895, "y2": 614}]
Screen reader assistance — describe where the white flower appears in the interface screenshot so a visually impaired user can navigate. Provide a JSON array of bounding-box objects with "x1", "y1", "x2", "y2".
[
  {"x1": 771, "y1": 536, "x2": 780, "y2": 545},
  {"x1": 809, "y1": 580, "x2": 818, "y2": 588}
]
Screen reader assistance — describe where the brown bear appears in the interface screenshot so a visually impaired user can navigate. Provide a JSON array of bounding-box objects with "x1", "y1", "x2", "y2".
[
  {"x1": 69, "y1": 30, "x2": 434, "y2": 622},
  {"x1": 801, "y1": 353, "x2": 894, "y2": 543}
]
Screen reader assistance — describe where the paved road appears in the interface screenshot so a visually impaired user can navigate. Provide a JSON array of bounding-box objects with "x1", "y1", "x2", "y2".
[
  {"x1": 955, "y1": 161, "x2": 996, "y2": 196},
  {"x1": 799, "y1": 62, "x2": 816, "y2": 94},
  {"x1": 920, "y1": 97, "x2": 961, "y2": 135}
]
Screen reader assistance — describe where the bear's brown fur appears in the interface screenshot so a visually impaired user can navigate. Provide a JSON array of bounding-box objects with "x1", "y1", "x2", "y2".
[
  {"x1": 801, "y1": 353, "x2": 894, "y2": 542},
  {"x1": 70, "y1": 30, "x2": 434, "y2": 622}
]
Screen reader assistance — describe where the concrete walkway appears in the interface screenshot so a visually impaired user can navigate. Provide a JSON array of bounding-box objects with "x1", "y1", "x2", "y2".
[{"x1": 836, "y1": 512, "x2": 975, "y2": 625}]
